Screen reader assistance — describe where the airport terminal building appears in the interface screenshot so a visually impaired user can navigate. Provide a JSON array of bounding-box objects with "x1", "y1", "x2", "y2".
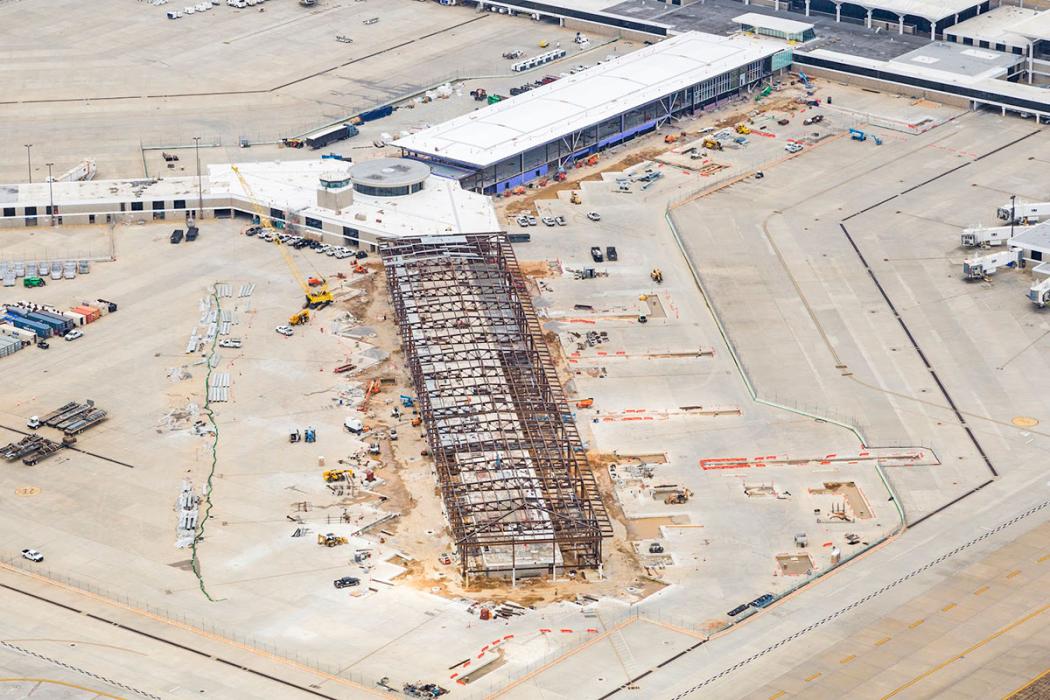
[{"x1": 394, "y1": 32, "x2": 792, "y2": 194}]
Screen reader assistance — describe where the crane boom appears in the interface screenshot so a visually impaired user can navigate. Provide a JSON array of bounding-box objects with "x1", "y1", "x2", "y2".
[{"x1": 229, "y1": 165, "x2": 333, "y2": 309}]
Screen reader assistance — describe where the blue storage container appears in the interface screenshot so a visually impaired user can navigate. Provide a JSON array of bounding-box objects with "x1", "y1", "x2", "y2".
[{"x1": 3, "y1": 314, "x2": 51, "y2": 338}]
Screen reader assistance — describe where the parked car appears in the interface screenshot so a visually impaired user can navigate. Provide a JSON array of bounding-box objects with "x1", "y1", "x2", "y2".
[
  {"x1": 749, "y1": 593, "x2": 775, "y2": 609},
  {"x1": 541, "y1": 216, "x2": 556, "y2": 227},
  {"x1": 21, "y1": 548, "x2": 43, "y2": 562},
  {"x1": 727, "y1": 604, "x2": 749, "y2": 617},
  {"x1": 64, "y1": 329, "x2": 84, "y2": 341},
  {"x1": 648, "y1": 542, "x2": 663, "y2": 554},
  {"x1": 333, "y1": 576, "x2": 361, "y2": 589},
  {"x1": 785, "y1": 143, "x2": 803, "y2": 154},
  {"x1": 275, "y1": 325, "x2": 294, "y2": 336},
  {"x1": 587, "y1": 211, "x2": 601, "y2": 222},
  {"x1": 36, "y1": 341, "x2": 49, "y2": 350},
  {"x1": 526, "y1": 215, "x2": 538, "y2": 226},
  {"x1": 516, "y1": 215, "x2": 530, "y2": 227},
  {"x1": 170, "y1": 229, "x2": 184, "y2": 244},
  {"x1": 606, "y1": 246, "x2": 618, "y2": 262},
  {"x1": 590, "y1": 246, "x2": 603, "y2": 263},
  {"x1": 355, "y1": 250, "x2": 368, "y2": 259},
  {"x1": 555, "y1": 215, "x2": 567, "y2": 226}
]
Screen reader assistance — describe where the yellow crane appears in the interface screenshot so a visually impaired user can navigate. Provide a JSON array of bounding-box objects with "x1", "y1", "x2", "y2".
[{"x1": 230, "y1": 165, "x2": 333, "y2": 309}]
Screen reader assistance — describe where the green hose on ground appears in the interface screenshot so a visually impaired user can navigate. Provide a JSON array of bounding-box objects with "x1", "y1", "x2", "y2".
[{"x1": 190, "y1": 287, "x2": 224, "y2": 602}]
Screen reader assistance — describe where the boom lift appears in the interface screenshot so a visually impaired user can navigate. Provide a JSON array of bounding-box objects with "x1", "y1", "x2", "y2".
[{"x1": 230, "y1": 165, "x2": 333, "y2": 309}]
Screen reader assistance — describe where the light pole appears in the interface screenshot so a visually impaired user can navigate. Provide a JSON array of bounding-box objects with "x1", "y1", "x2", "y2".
[
  {"x1": 193, "y1": 136, "x2": 203, "y2": 221},
  {"x1": 24, "y1": 144, "x2": 32, "y2": 183},
  {"x1": 1010, "y1": 194, "x2": 1016, "y2": 239},
  {"x1": 46, "y1": 163, "x2": 55, "y2": 226}
]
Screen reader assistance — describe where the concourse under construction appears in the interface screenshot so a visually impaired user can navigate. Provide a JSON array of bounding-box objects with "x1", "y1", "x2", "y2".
[{"x1": 381, "y1": 234, "x2": 612, "y2": 581}]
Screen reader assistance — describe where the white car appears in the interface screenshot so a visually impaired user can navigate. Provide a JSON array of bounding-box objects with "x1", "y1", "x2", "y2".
[
  {"x1": 275, "y1": 325, "x2": 294, "y2": 337},
  {"x1": 218, "y1": 338, "x2": 242, "y2": 348},
  {"x1": 541, "y1": 216, "x2": 556, "y2": 227},
  {"x1": 64, "y1": 329, "x2": 84, "y2": 341},
  {"x1": 785, "y1": 143, "x2": 803, "y2": 154},
  {"x1": 21, "y1": 548, "x2": 43, "y2": 562},
  {"x1": 587, "y1": 211, "x2": 601, "y2": 222}
]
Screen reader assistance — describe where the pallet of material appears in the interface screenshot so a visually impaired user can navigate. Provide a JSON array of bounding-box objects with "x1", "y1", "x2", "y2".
[{"x1": 1, "y1": 435, "x2": 47, "y2": 461}]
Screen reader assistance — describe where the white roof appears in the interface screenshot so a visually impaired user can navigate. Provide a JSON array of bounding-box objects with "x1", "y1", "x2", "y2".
[
  {"x1": 804, "y1": 42, "x2": 1019, "y2": 86},
  {"x1": 1010, "y1": 222, "x2": 1050, "y2": 253},
  {"x1": 209, "y1": 160, "x2": 499, "y2": 237},
  {"x1": 943, "y1": 6, "x2": 1040, "y2": 47},
  {"x1": 394, "y1": 32, "x2": 783, "y2": 168},
  {"x1": 1008, "y1": 10, "x2": 1050, "y2": 41},
  {"x1": 733, "y1": 12, "x2": 814, "y2": 34},
  {"x1": 853, "y1": 0, "x2": 983, "y2": 22},
  {"x1": 0, "y1": 158, "x2": 499, "y2": 239}
]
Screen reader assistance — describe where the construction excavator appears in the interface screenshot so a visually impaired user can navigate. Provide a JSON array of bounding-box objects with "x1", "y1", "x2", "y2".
[
  {"x1": 290, "y1": 309, "x2": 310, "y2": 326},
  {"x1": 230, "y1": 165, "x2": 334, "y2": 310}
]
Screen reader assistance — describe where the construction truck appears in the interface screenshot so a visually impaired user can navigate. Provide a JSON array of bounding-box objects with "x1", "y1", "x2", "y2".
[
  {"x1": 664, "y1": 489, "x2": 691, "y2": 504},
  {"x1": 323, "y1": 469, "x2": 354, "y2": 482},
  {"x1": 735, "y1": 123, "x2": 751, "y2": 135},
  {"x1": 1028, "y1": 276, "x2": 1050, "y2": 307},
  {"x1": 702, "y1": 138, "x2": 722, "y2": 151},
  {"x1": 650, "y1": 268, "x2": 663, "y2": 284},
  {"x1": 317, "y1": 533, "x2": 348, "y2": 547},
  {"x1": 290, "y1": 309, "x2": 310, "y2": 326},
  {"x1": 570, "y1": 191, "x2": 582, "y2": 205},
  {"x1": 962, "y1": 248, "x2": 1021, "y2": 279},
  {"x1": 961, "y1": 225, "x2": 1012, "y2": 247},
  {"x1": 575, "y1": 398, "x2": 594, "y2": 409},
  {"x1": 998, "y1": 200, "x2": 1050, "y2": 224}
]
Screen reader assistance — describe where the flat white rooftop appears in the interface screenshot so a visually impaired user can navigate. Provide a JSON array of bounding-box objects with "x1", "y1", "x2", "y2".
[
  {"x1": 854, "y1": 0, "x2": 983, "y2": 23},
  {"x1": 1008, "y1": 10, "x2": 1050, "y2": 42},
  {"x1": 394, "y1": 32, "x2": 783, "y2": 168},
  {"x1": 734, "y1": 12, "x2": 815, "y2": 35},
  {"x1": 943, "y1": 6, "x2": 1041, "y2": 48}
]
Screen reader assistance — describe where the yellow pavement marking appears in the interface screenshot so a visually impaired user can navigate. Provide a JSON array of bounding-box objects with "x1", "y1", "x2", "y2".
[
  {"x1": 875, "y1": 636, "x2": 892, "y2": 646},
  {"x1": 1002, "y1": 667, "x2": 1050, "y2": 699},
  {"x1": 1037, "y1": 553, "x2": 1050, "y2": 563},
  {"x1": 880, "y1": 602, "x2": 1050, "y2": 699},
  {"x1": 0, "y1": 678, "x2": 123, "y2": 699},
  {"x1": 839, "y1": 655, "x2": 856, "y2": 665},
  {"x1": 974, "y1": 585, "x2": 990, "y2": 596},
  {"x1": 1006, "y1": 570, "x2": 1021, "y2": 579},
  {"x1": 804, "y1": 672, "x2": 822, "y2": 682},
  {"x1": 941, "y1": 603, "x2": 957, "y2": 613},
  {"x1": 769, "y1": 691, "x2": 786, "y2": 700},
  {"x1": 908, "y1": 619, "x2": 925, "y2": 629}
]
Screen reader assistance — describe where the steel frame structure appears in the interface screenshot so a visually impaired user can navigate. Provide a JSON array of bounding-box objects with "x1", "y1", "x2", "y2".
[{"x1": 381, "y1": 234, "x2": 611, "y2": 580}]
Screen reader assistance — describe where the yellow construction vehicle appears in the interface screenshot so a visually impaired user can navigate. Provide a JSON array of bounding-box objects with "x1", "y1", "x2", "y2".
[
  {"x1": 317, "y1": 533, "x2": 349, "y2": 547},
  {"x1": 323, "y1": 469, "x2": 354, "y2": 483},
  {"x1": 702, "y1": 138, "x2": 723, "y2": 151},
  {"x1": 735, "y1": 123, "x2": 751, "y2": 135},
  {"x1": 650, "y1": 268, "x2": 663, "y2": 284},
  {"x1": 664, "y1": 489, "x2": 691, "y2": 505},
  {"x1": 229, "y1": 165, "x2": 334, "y2": 310},
  {"x1": 570, "y1": 191, "x2": 582, "y2": 205},
  {"x1": 290, "y1": 309, "x2": 310, "y2": 326}
]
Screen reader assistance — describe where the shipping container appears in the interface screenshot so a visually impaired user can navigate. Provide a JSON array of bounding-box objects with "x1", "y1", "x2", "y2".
[
  {"x1": 72, "y1": 305, "x2": 101, "y2": 322},
  {"x1": 0, "y1": 335, "x2": 23, "y2": 358},
  {"x1": 29, "y1": 309, "x2": 75, "y2": 333},
  {"x1": 3, "y1": 315, "x2": 52, "y2": 338},
  {"x1": 358, "y1": 105, "x2": 393, "y2": 123},
  {"x1": 305, "y1": 123, "x2": 359, "y2": 149},
  {"x1": 62, "y1": 311, "x2": 87, "y2": 326},
  {"x1": 0, "y1": 323, "x2": 36, "y2": 344}
]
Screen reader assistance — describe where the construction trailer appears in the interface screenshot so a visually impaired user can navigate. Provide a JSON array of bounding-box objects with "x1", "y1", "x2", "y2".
[{"x1": 381, "y1": 233, "x2": 612, "y2": 581}]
